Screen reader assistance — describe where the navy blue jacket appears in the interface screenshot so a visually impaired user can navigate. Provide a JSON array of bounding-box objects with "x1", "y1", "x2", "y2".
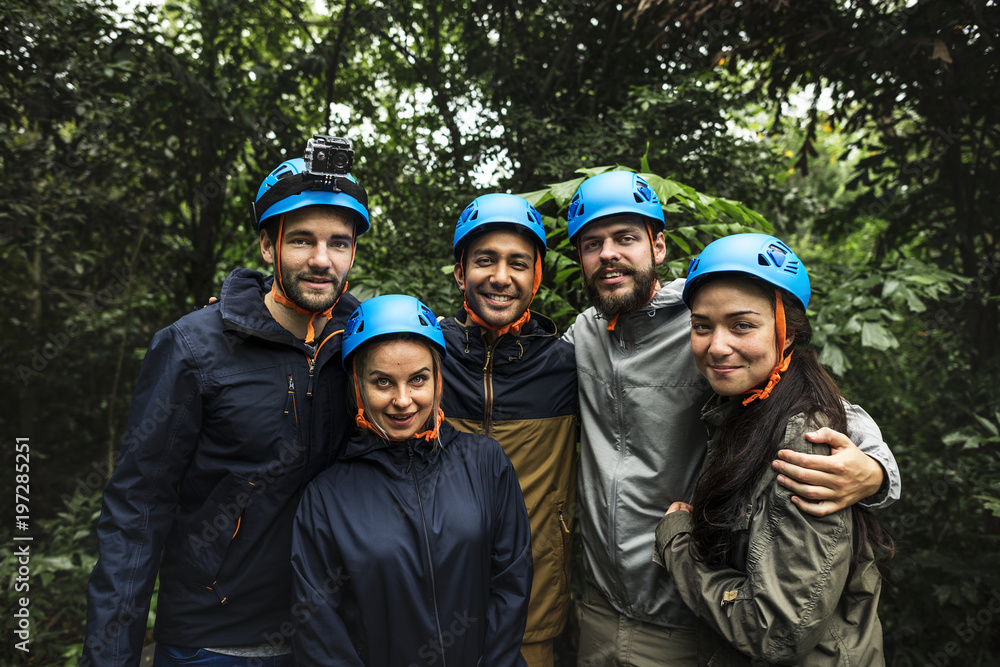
[
  {"x1": 83, "y1": 269, "x2": 358, "y2": 666},
  {"x1": 291, "y1": 423, "x2": 533, "y2": 666}
]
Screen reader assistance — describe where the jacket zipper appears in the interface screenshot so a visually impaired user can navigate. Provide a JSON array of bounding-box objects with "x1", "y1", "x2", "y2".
[
  {"x1": 284, "y1": 374, "x2": 300, "y2": 440},
  {"x1": 409, "y1": 443, "x2": 447, "y2": 666},
  {"x1": 610, "y1": 323, "x2": 630, "y2": 605},
  {"x1": 307, "y1": 355, "x2": 317, "y2": 397},
  {"x1": 482, "y1": 340, "x2": 498, "y2": 437}
]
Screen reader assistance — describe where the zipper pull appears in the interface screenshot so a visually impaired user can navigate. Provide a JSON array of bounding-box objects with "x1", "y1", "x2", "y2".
[
  {"x1": 406, "y1": 442, "x2": 415, "y2": 474},
  {"x1": 307, "y1": 355, "x2": 316, "y2": 397},
  {"x1": 284, "y1": 375, "x2": 295, "y2": 414}
]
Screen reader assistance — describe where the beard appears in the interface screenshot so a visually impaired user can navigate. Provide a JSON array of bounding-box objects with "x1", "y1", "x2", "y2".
[
  {"x1": 584, "y1": 261, "x2": 659, "y2": 320},
  {"x1": 279, "y1": 265, "x2": 344, "y2": 313}
]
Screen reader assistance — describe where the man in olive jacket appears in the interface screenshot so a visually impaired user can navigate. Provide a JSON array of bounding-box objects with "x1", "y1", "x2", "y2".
[{"x1": 440, "y1": 193, "x2": 578, "y2": 667}]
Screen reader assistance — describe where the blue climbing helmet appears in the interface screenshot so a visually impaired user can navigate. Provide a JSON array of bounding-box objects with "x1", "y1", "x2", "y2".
[
  {"x1": 452, "y1": 193, "x2": 547, "y2": 261},
  {"x1": 342, "y1": 294, "x2": 447, "y2": 370},
  {"x1": 251, "y1": 154, "x2": 370, "y2": 236},
  {"x1": 682, "y1": 233, "x2": 811, "y2": 310},
  {"x1": 566, "y1": 171, "x2": 665, "y2": 245}
]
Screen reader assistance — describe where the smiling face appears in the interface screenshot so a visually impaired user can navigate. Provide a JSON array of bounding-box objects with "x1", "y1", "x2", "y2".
[
  {"x1": 260, "y1": 206, "x2": 355, "y2": 313},
  {"x1": 455, "y1": 229, "x2": 537, "y2": 330},
  {"x1": 689, "y1": 278, "x2": 789, "y2": 396},
  {"x1": 359, "y1": 339, "x2": 437, "y2": 440},
  {"x1": 578, "y1": 215, "x2": 666, "y2": 318}
]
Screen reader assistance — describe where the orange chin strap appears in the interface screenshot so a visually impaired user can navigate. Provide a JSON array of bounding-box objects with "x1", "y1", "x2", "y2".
[
  {"x1": 742, "y1": 289, "x2": 793, "y2": 406},
  {"x1": 460, "y1": 249, "x2": 542, "y2": 337},
  {"x1": 269, "y1": 213, "x2": 354, "y2": 344},
  {"x1": 351, "y1": 358, "x2": 444, "y2": 443}
]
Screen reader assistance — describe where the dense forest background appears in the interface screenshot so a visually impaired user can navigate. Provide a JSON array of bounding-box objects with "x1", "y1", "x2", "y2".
[{"x1": 2, "y1": 0, "x2": 998, "y2": 663}]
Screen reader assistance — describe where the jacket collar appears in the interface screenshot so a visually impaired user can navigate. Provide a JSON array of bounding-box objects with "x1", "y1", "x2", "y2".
[
  {"x1": 340, "y1": 422, "x2": 457, "y2": 475},
  {"x1": 449, "y1": 307, "x2": 557, "y2": 355},
  {"x1": 590, "y1": 278, "x2": 688, "y2": 328},
  {"x1": 218, "y1": 268, "x2": 355, "y2": 345},
  {"x1": 701, "y1": 392, "x2": 737, "y2": 429}
]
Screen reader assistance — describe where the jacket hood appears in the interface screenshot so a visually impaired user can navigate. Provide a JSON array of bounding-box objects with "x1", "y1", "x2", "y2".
[
  {"x1": 218, "y1": 268, "x2": 288, "y2": 340},
  {"x1": 217, "y1": 268, "x2": 358, "y2": 343},
  {"x1": 650, "y1": 278, "x2": 687, "y2": 310}
]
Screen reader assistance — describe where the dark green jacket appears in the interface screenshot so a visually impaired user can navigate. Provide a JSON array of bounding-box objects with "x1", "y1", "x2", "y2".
[{"x1": 654, "y1": 399, "x2": 884, "y2": 666}]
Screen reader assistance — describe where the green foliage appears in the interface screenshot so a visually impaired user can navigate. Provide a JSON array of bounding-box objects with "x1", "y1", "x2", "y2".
[
  {"x1": 0, "y1": 491, "x2": 133, "y2": 665},
  {"x1": 809, "y1": 256, "x2": 969, "y2": 376},
  {"x1": 3, "y1": 0, "x2": 998, "y2": 662}
]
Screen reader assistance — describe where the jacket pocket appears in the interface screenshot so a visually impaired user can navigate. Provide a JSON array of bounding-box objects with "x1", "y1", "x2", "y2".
[{"x1": 173, "y1": 474, "x2": 258, "y2": 605}]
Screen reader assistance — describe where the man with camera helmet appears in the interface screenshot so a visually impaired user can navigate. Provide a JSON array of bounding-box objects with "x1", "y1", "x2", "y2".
[
  {"x1": 440, "y1": 193, "x2": 578, "y2": 667},
  {"x1": 84, "y1": 136, "x2": 367, "y2": 666}
]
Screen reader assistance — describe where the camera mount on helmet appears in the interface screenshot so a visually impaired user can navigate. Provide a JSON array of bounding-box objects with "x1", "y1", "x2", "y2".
[{"x1": 250, "y1": 134, "x2": 370, "y2": 233}]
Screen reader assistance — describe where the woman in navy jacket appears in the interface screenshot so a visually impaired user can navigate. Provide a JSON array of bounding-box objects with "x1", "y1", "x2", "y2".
[{"x1": 291, "y1": 294, "x2": 533, "y2": 666}]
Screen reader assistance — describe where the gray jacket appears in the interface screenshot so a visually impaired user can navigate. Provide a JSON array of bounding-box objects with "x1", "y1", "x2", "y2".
[{"x1": 563, "y1": 279, "x2": 900, "y2": 628}]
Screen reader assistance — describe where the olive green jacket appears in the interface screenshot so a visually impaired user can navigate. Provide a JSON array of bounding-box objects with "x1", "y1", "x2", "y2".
[{"x1": 653, "y1": 400, "x2": 884, "y2": 666}]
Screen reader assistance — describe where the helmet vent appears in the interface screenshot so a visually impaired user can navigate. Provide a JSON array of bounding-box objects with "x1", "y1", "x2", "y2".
[
  {"x1": 568, "y1": 195, "x2": 582, "y2": 221},
  {"x1": 765, "y1": 245, "x2": 787, "y2": 267},
  {"x1": 635, "y1": 180, "x2": 653, "y2": 202},
  {"x1": 782, "y1": 260, "x2": 800, "y2": 275},
  {"x1": 757, "y1": 254, "x2": 770, "y2": 266},
  {"x1": 419, "y1": 306, "x2": 435, "y2": 327}
]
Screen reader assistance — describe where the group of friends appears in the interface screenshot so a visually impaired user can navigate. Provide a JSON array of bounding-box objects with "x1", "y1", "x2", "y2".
[{"x1": 83, "y1": 136, "x2": 900, "y2": 667}]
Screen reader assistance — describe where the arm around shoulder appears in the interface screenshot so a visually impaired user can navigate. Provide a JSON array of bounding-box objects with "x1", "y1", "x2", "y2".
[
  {"x1": 655, "y1": 477, "x2": 855, "y2": 664},
  {"x1": 843, "y1": 400, "x2": 901, "y2": 509}
]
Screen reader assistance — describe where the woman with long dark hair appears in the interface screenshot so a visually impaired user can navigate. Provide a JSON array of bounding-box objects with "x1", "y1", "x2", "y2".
[
  {"x1": 653, "y1": 234, "x2": 892, "y2": 666},
  {"x1": 290, "y1": 294, "x2": 532, "y2": 665}
]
